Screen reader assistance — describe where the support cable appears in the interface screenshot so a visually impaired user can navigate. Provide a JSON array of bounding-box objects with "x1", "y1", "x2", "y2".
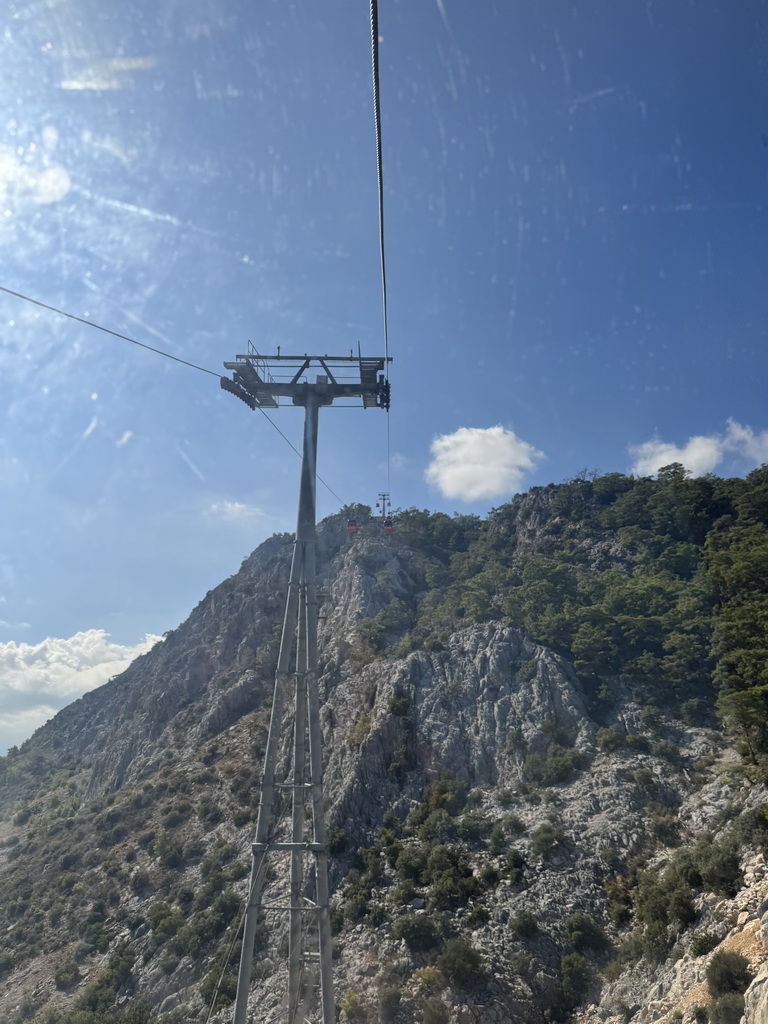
[
  {"x1": 369, "y1": 0, "x2": 392, "y2": 494},
  {"x1": 369, "y1": 0, "x2": 388, "y2": 363},
  {"x1": 0, "y1": 284, "x2": 221, "y2": 378},
  {"x1": 0, "y1": 283, "x2": 347, "y2": 506}
]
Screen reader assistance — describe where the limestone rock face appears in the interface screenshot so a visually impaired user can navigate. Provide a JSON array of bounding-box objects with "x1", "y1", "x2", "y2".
[
  {"x1": 745, "y1": 967, "x2": 768, "y2": 1024},
  {"x1": 1, "y1": 516, "x2": 763, "y2": 1024}
]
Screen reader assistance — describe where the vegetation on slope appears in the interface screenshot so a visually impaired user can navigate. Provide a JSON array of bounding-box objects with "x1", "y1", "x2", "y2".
[
  {"x1": 355, "y1": 464, "x2": 768, "y2": 766},
  {"x1": 1, "y1": 465, "x2": 768, "y2": 1022}
]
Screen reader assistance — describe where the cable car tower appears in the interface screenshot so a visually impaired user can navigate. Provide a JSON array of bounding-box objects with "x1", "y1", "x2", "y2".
[
  {"x1": 221, "y1": 347, "x2": 390, "y2": 1024},
  {"x1": 375, "y1": 492, "x2": 393, "y2": 533}
]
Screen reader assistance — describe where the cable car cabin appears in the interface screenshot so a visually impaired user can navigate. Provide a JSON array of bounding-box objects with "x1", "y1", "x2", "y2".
[
  {"x1": 346, "y1": 519, "x2": 358, "y2": 533},
  {"x1": 383, "y1": 517, "x2": 394, "y2": 533}
]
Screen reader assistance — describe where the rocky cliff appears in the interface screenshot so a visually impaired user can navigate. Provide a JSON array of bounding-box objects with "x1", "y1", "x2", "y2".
[{"x1": 2, "y1": 477, "x2": 768, "y2": 1024}]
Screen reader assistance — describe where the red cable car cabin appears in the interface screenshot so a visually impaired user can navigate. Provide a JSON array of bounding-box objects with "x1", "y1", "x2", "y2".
[
  {"x1": 346, "y1": 519, "x2": 358, "y2": 533},
  {"x1": 383, "y1": 517, "x2": 394, "y2": 533}
]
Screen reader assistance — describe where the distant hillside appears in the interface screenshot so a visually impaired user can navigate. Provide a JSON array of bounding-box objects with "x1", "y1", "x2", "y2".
[{"x1": 1, "y1": 465, "x2": 768, "y2": 1024}]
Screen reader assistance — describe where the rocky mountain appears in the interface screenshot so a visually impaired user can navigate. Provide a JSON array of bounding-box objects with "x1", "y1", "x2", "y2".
[{"x1": 2, "y1": 467, "x2": 768, "y2": 1024}]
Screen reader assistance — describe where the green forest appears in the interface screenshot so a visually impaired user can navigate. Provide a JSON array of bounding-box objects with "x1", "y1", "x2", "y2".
[{"x1": 350, "y1": 463, "x2": 768, "y2": 774}]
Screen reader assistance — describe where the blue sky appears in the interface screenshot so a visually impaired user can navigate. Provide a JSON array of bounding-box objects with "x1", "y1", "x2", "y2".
[{"x1": 1, "y1": 0, "x2": 767, "y2": 751}]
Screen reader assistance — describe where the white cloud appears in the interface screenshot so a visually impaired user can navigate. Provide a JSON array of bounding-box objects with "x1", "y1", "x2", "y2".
[
  {"x1": 722, "y1": 419, "x2": 768, "y2": 464},
  {"x1": 0, "y1": 629, "x2": 161, "y2": 754},
  {"x1": 0, "y1": 705, "x2": 58, "y2": 749},
  {"x1": 629, "y1": 435, "x2": 723, "y2": 477},
  {"x1": 116, "y1": 430, "x2": 133, "y2": 447},
  {"x1": 629, "y1": 418, "x2": 768, "y2": 477},
  {"x1": 209, "y1": 500, "x2": 265, "y2": 523},
  {"x1": 425, "y1": 425, "x2": 544, "y2": 501}
]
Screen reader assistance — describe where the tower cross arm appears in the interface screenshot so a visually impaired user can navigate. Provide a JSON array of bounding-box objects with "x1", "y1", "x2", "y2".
[{"x1": 221, "y1": 352, "x2": 391, "y2": 410}]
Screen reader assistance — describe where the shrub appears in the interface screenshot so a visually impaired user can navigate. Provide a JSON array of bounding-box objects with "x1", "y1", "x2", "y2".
[
  {"x1": 665, "y1": 872, "x2": 696, "y2": 927},
  {"x1": 643, "y1": 920, "x2": 670, "y2": 964},
  {"x1": 426, "y1": 848, "x2": 480, "y2": 909},
  {"x1": 329, "y1": 828, "x2": 348, "y2": 855},
  {"x1": 396, "y1": 846, "x2": 427, "y2": 883},
  {"x1": 160, "y1": 953, "x2": 180, "y2": 975},
  {"x1": 479, "y1": 862, "x2": 500, "y2": 887},
  {"x1": 530, "y1": 821, "x2": 566, "y2": 858},
  {"x1": 330, "y1": 902, "x2": 344, "y2": 936},
  {"x1": 199, "y1": 969, "x2": 237, "y2": 1012},
  {"x1": 393, "y1": 913, "x2": 439, "y2": 952},
  {"x1": 523, "y1": 746, "x2": 585, "y2": 786},
  {"x1": 369, "y1": 903, "x2": 387, "y2": 926},
  {"x1": 510, "y1": 909, "x2": 538, "y2": 939},
  {"x1": 505, "y1": 849, "x2": 526, "y2": 883},
  {"x1": 435, "y1": 940, "x2": 484, "y2": 988},
  {"x1": 379, "y1": 986, "x2": 401, "y2": 1023},
  {"x1": 198, "y1": 798, "x2": 224, "y2": 829},
  {"x1": 630, "y1": 768, "x2": 657, "y2": 793},
  {"x1": 563, "y1": 912, "x2": 608, "y2": 954},
  {"x1": 418, "y1": 776, "x2": 469, "y2": 818},
  {"x1": 418, "y1": 809, "x2": 457, "y2": 844},
  {"x1": 137, "y1": 828, "x2": 156, "y2": 851},
  {"x1": 467, "y1": 904, "x2": 489, "y2": 928},
  {"x1": 148, "y1": 903, "x2": 185, "y2": 942},
  {"x1": 392, "y1": 880, "x2": 416, "y2": 905},
  {"x1": 151, "y1": 830, "x2": 184, "y2": 868},
  {"x1": 415, "y1": 966, "x2": 445, "y2": 994},
  {"x1": 596, "y1": 725, "x2": 627, "y2": 752},
  {"x1": 457, "y1": 812, "x2": 491, "y2": 842},
  {"x1": 76, "y1": 942, "x2": 136, "y2": 1014},
  {"x1": 651, "y1": 810, "x2": 681, "y2": 847},
  {"x1": 383, "y1": 838, "x2": 403, "y2": 868},
  {"x1": 201, "y1": 840, "x2": 238, "y2": 878},
  {"x1": 691, "y1": 931, "x2": 719, "y2": 957},
  {"x1": 696, "y1": 841, "x2": 742, "y2": 897},
  {"x1": 421, "y1": 998, "x2": 449, "y2": 1024},
  {"x1": 706, "y1": 950, "x2": 752, "y2": 998},
  {"x1": 709, "y1": 992, "x2": 746, "y2": 1024},
  {"x1": 343, "y1": 874, "x2": 372, "y2": 923},
  {"x1": 349, "y1": 713, "x2": 371, "y2": 749},
  {"x1": 652, "y1": 739, "x2": 680, "y2": 764},
  {"x1": 224, "y1": 859, "x2": 249, "y2": 883},
  {"x1": 503, "y1": 812, "x2": 526, "y2": 836},
  {"x1": 182, "y1": 836, "x2": 204, "y2": 862},
  {"x1": 560, "y1": 951, "x2": 592, "y2": 1006},
  {"x1": 488, "y1": 824, "x2": 505, "y2": 855},
  {"x1": 54, "y1": 960, "x2": 81, "y2": 990},
  {"x1": 734, "y1": 804, "x2": 768, "y2": 851},
  {"x1": 162, "y1": 800, "x2": 192, "y2": 829},
  {"x1": 340, "y1": 988, "x2": 367, "y2": 1022}
]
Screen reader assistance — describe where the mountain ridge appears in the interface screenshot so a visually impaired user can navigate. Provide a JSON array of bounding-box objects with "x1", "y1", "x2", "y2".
[{"x1": 2, "y1": 468, "x2": 768, "y2": 1024}]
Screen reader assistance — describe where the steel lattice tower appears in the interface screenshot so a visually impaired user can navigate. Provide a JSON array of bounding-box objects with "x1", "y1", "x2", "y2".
[{"x1": 221, "y1": 349, "x2": 390, "y2": 1024}]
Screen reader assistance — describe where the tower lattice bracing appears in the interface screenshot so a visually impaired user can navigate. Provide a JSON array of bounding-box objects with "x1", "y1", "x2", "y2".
[{"x1": 221, "y1": 350, "x2": 390, "y2": 1024}]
